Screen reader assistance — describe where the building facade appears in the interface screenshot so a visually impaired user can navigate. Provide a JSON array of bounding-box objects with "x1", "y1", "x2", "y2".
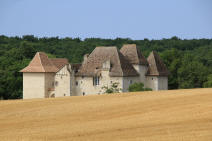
[{"x1": 20, "y1": 44, "x2": 169, "y2": 99}]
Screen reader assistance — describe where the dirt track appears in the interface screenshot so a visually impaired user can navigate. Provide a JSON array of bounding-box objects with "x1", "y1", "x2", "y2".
[{"x1": 0, "y1": 88, "x2": 212, "y2": 141}]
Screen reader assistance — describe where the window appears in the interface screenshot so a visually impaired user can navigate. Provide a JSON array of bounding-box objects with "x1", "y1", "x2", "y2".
[
  {"x1": 130, "y1": 80, "x2": 133, "y2": 84},
  {"x1": 152, "y1": 78, "x2": 153, "y2": 80},
  {"x1": 93, "y1": 76, "x2": 100, "y2": 86},
  {"x1": 83, "y1": 92, "x2": 85, "y2": 96},
  {"x1": 76, "y1": 81, "x2": 78, "y2": 86},
  {"x1": 55, "y1": 81, "x2": 58, "y2": 86}
]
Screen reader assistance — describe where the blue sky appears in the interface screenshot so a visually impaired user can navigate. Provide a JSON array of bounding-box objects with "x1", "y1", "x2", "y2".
[{"x1": 0, "y1": 0, "x2": 211, "y2": 39}]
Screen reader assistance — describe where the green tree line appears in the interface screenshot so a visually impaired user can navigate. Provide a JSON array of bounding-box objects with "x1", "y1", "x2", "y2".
[{"x1": 0, "y1": 35, "x2": 211, "y2": 99}]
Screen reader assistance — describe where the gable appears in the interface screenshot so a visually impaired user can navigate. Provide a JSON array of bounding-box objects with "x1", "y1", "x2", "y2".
[{"x1": 56, "y1": 65, "x2": 70, "y2": 75}]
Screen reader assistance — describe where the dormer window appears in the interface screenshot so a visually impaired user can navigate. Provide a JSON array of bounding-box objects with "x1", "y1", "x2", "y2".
[{"x1": 102, "y1": 60, "x2": 110, "y2": 69}]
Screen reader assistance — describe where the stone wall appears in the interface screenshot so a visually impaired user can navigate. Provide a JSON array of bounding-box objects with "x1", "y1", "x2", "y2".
[
  {"x1": 23, "y1": 73, "x2": 45, "y2": 99},
  {"x1": 146, "y1": 76, "x2": 168, "y2": 91},
  {"x1": 44, "y1": 73, "x2": 55, "y2": 98},
  {"x1": 74, "y1": 70, "x2": 123, "y2": 96},
  {"x1": 122, "y1": 77, "x2": 140, "y2": 92},
  {"x1": 146, "y1": 76, "x2": 158, "y2": 90},
  {"x1": 54, "y1": 65, "x2": 71, "y2": 97},
  {"x1": 133, "y1": 65, "x2": 148, "y2": 86},
  {"x1": 23, "y1": 64, "x2": 168, "y2": 99}
]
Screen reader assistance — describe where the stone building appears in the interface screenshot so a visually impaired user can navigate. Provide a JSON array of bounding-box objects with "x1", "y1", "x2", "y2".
[{"x1": 20, "y1": 44, "x2": 169, "y2": 99}]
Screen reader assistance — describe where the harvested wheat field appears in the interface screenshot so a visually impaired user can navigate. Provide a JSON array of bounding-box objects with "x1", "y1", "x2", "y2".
[{"x1": 0, "y1": 88, "x2": 212, "y2": 141}]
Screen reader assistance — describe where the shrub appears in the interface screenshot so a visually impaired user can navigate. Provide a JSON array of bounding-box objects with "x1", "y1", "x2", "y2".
[
  {"x1": 128, "y1": 83, "x2": 152, "y2": 92},
  {"x1": 101, "y1": 82, "x2": 122, "y2": 94}
]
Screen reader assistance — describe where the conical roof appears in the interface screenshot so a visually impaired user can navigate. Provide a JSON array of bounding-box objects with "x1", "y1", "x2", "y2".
[
  {"x1": 20, "y1": 52, "x2": 59, "y2": 72},
  {"x1": 146, "y1": 51, "x2": 169, "y2": 76},
  {"x1": 120, "y1": 44, "x2": 148, "y2": 65}
]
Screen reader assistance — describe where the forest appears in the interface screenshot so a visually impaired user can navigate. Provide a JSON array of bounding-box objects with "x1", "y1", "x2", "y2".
[{"x1": 0, "y1": 35, "x2": 212, "y2": 99}]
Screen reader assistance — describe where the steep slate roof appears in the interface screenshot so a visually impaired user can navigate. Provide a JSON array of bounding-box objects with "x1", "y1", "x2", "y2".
[
  {"x1": 20, "y1": 52, "x2": 68, "y2": 73},
  {"x1": 146, "y1": 51, "x2": 169, "y2": 76},
  {"x1": 76, "y1": 47, "x2": 139, "y2": 77},
  {"x1": 120, "y1": 44, "x2": 148, "y2": 65}
]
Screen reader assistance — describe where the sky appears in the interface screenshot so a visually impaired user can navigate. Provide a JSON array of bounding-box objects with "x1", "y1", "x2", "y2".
[{"x1": 0, "y1": 0, "x2": 212, "y2": 40}]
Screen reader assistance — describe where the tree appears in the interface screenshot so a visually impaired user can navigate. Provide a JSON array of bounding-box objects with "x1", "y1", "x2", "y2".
[
  {"x1": 128, "y1": 83, "x2": 152, "y2": 92},
  {"x1": 160, "y1": 48, "x2": 182, "y2": 89},
  {"x1": 203, "y1": 74, "x2": 212, "y2": 88},
  {"x1": 177, "y1": 54, "x2": 208, "y2": 88},
  {"x1": 0, "y1": 35, "x2": 211, "y2": 99}
]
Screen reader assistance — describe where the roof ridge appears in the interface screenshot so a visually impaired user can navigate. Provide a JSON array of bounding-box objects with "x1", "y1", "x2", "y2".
[
  {"x1": 38, "y1": 52, "x2": 46, "y2": 72},
  {"x1": 115, "y1": 47, "x2": 124, "y2": 76},
  {"x1": 96, "y1": 46, "x2": 116, "y2": 48},
  {"x1": 146, "y1": 51, "x2": 169, "y2": 76},
  {"x1": 135, "y1": 46, "x2": 140, "y2": 64},
  {"x1": 123, "y1": 44, "x2": 136, "y2": 46},
  {"x1": 151, "y1": 51, "x2": 160, "y2": 75}
]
